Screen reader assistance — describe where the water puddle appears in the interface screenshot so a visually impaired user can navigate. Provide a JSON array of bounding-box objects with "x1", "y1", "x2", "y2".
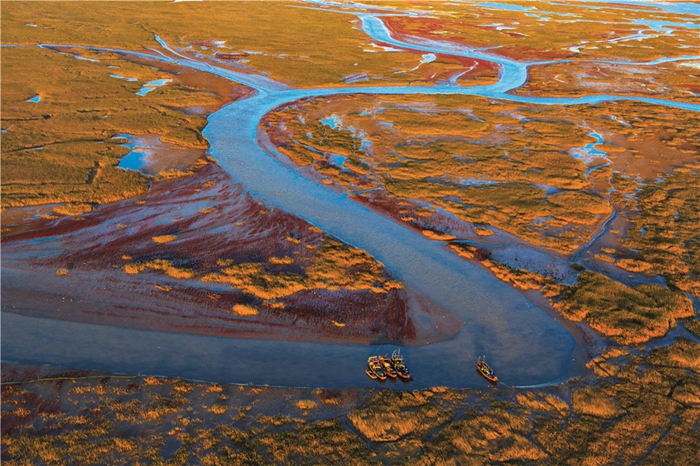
[
  {"x1": 320, "y1": 114, "x2": 341, "y2": 129},
  {"x1": 114, "y1": 134, "x2": 203, "y2": 175},
  {"x1": 410, "y1": 53, "x2": 436, "y2": 71},
  {"x1": 458, "y1": 177, "x2": 502, "y2": 187},
  {"x1": 478, "y1": 2, "x2": 532, "y2": 11},
  {"x1": 136, "y1": 78, "x2": 172, "y2": 96},
  {"x1": 328, "y1": 153, "x2": 347, "y2": 167},
  {"x1": 110, "y1": 74, "x2": 138, "y2": 82}
]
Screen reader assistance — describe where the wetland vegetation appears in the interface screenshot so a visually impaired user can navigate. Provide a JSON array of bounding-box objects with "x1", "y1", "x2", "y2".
[{"x1": 2, "y1": 0, "x2": 699, "y2": 463}]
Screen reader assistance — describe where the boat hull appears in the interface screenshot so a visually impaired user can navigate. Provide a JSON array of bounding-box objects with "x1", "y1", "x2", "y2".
[{"x1": 477, "y1": 361, "x2": 498, "y2": 384}]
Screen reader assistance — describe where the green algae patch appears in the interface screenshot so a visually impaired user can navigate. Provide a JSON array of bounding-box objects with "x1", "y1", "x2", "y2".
[{"x1": 554, "y1": 271, "x2": 694, "y2": 345}]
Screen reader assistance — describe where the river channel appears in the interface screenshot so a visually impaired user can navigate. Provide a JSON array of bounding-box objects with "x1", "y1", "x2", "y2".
[{"x1": 3, "y1": 3, "x2": 698, "y2": 389}]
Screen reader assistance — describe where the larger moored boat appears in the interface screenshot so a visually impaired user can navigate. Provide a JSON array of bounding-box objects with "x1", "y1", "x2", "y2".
[
  {"x1": 379, "y1": 354, "x2": 398, "y2": 379},
  {"x1": 390, "y1": 349, "x2": 412, "y2": 380},
  {"x1": 366, "y1": 356, "x2": 387, "y2": 381},
  {"x1": 476, "y1": 356, "x2": 498, "y2": 383}
]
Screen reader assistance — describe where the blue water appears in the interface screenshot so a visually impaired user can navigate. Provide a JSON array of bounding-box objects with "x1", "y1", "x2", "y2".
[
  {"x1": 110, "y1": 74, "x2": 138, "y2": 82},
  {"x1": 478, "y1": 2, "x2": 532, "y2": 11},
  {"x1": 26, "y1": 95, "x2": 41, "y2": 103},
  {"x1": 320, "y1": 114, "x2": 341, "y2": 129},
  {"x1": 114, "y1": 134, "x2": 148, "y2": 173},
  {"x1": 136, "y1": 78, "x2": 172, "y2": 96},
  {"x1": 634, "y1": 19, "x2": 700, "y2": 30},
  {"x1": 459, "y1": 177, "x2": 502, "y2": 187},
  {"x1": 567, "y1": 0, "x2": 700, "y2": 16},
  {"x1": 533, "y1": 184, "x2": 560, "y2": 195},
  {"x1": 118, "y1": 150, "x2": 148, "y2": 171},
  {"x1": 328, "y1": 153, "x2": 347, "y2": 167}
]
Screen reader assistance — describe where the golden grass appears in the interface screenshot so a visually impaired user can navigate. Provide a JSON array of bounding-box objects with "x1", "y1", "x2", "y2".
[
  {"x1": 554, "y1": 271, "x2": 694, "y2": 344},
  {"x1": 616, "y1": 258, "x2": 655, "y2": 273},
  {"x1": 516, "y1": 392, "x2": 569, "y2": 417},
  {"x1": 3, "y1": 1, "x2": 488, "y2": 89},
  {"x1": 348, "y1": 391, "x2": 449, "y2": 442},
  {"x1": 383, "y1": 1, "x2": 697, "y2": 64},
  {"x1": 295, "y1": 400, "x2": 317, "y2": 411},
  {"x1": 572, "y1": 387, "x2": 623, "y2": 418},
  {"x1": 421, "y1": 230, "x2": 457, "y2": 241},
  {"x1": 619, "y1": 170, "x2": 700, "y2": 298},
  {"x1": 474, "y1": 227, "x2": 493, "y2": 237},
  {"x1": 518, "y1": 60, "x2": 700, "y2": 104},
  {"x1": 602, "y1": 347, "x2": 630, "y2": 360},
  {"x1": 263, "y1": 300, "x2": 286, "y2": 310},
  {"x1": 448, "y1": 244, "x2": 476, "y2": 260},
  {"x1": 481, "y1": 259, "x2": 549, "y2": 291},
  {"x1": 686, "y1": 319, "x2": 700, "y2": 339},
  {"x1": 152, "y1": 234, "x2": 178, "y2": 244},
  {"x1": 232, "y1": 304, "x2": 259, "y2": 317},
  {"x1": 594, "y1": 253, "x2": 615, "y2": 264},
  {"x1": 200, "y1": 239, "x2": 400, "y2": 301},
  {"x1": 647, "y1": 339, "x2": 700, "y2": 372},
  {"x1": 268, "y1": 256, "x2": 294, "y2": 265},
  {"x1": 124, "y1": 259, "x2": 196, "y2": 280},
  {"x1": 209, "y1": 404, "x2": 227, "y2": 415},
  {"x1": 52, "y1": 203, "x2": 92, "y2": 217}
]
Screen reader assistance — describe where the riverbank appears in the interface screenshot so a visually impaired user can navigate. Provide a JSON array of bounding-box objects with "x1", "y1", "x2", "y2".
[
  {"x1": 3, "y1": 337, "x2": 698, "y2": 464},
  {"x1": 1, "y1": 158, "x2": 459, "y2": 348}
]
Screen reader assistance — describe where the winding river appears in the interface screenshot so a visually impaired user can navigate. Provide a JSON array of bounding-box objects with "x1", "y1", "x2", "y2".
[{"x1": 3, "y1": 3, "x2": 699, "y2": 389}]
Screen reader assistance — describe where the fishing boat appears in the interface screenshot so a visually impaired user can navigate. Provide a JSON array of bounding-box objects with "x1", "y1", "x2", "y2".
[
  {"x1": 476, "y1": 356, "x2": 498, "y2": 383},
  {"x1": 365, "y1": 366, "x2": 378, "y2": 380},
  {"x1": 380, "y1": 354, "x2": 398, "y2": 379},
  {"x1": 367, "y1": 356, "x2": 387, "y2": 381},
  {"x1": 390, "y1": 349, "x2": 412, "y2": 380}
]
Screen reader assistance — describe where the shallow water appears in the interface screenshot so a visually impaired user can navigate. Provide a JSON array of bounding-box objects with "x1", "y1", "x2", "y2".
[{"x1": 136, "y1": 78, "x2": 172, "y2": 96}]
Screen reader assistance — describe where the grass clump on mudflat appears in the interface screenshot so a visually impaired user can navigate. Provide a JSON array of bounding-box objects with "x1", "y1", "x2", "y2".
[
  {"x1": 554, "y1": 271, "x2": 694, "y2": 344},
  {"x1": 348, "y1": 391, "x2": 451, "y2": 442}
]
